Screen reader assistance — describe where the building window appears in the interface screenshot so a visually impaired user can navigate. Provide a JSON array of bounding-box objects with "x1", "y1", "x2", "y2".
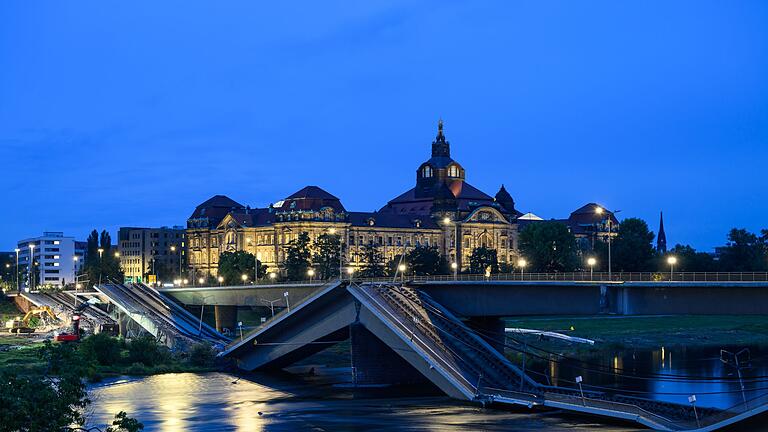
[
  {"x1": 422, "y1": 166, "x2": 433, "y2": 178},
  {"x1": 448, "y1": 165, "x2": 459, "y2": 177}
]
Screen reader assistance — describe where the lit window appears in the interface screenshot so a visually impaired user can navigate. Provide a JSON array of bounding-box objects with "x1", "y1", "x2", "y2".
[
  {"x1": 448, "y1": 165, "x2": 459, "y2": 177},
  {"x1": 422, "y1": 166, "x2": 433, "y2": 178}
]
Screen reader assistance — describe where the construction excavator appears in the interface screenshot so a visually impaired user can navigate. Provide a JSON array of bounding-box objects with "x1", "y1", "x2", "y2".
[
  {"x1": 54, "y1": 297, "x2": 104, "y2": 342},
  {"x1": 5, "y1": 306, "x2": 58, "y2": 334}
]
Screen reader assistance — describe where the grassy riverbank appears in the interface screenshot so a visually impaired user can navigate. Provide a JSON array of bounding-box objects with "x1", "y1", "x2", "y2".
[
  {"x1": 0, "y1": 333, "x2": 222, "y2": 379},
  {"x1": 504, "y1": 315, "x2": 768, "y2": 354}
]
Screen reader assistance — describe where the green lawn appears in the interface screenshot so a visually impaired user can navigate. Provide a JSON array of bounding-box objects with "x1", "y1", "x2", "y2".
[{"x1": 504, "y1": 315, "x2": 768, "y2": 350}]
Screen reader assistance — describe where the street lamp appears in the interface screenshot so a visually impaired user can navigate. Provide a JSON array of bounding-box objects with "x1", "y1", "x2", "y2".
[
  {"x1": 97, "y1": 247, "x2": 104, "y2": 287},
  {"x1": 217, "y1": 276, "x2": 224, "y2": 286},
  {"x1": 587, "y1": 257, "x2": 597, "y2": 281},
  {"x1": 328, "y1": 227, "x2": 344, "y2": 280},
  {"x1": 307, "y1": 268, "x2": 315, "y2": 282},
  {"x1": 255, "y1": 252, "x2": 262, "y2": 283},
  {"x1": 29, "y1": 244, "x2": 35, "y2": 291},
  {"x1": 442, "y1": 217, "x2": 460, "y2": 274},
  {"x1": 241, "y1": 274, "x2": 248, "y2": 285},
  {"x1": 346, "y1": 267, "x2": 355, "y2": 282},
  {"x1": 14, "y1": 248, "x2": 20, "y2": 293},
  {"x1": 170, "y1": 245, "x2": 182, "y2": 280},
  {"x1": 398, "y1": 263, "x2": 406, "y2": 283},
  {"x1": 451, "y1": 262, "x2": 458, "y2": 280},
  {"x1": 595, "y1": 206, "x2": 621, "y2": 281},
  {"x1": 284, "y1": 291, "x2": 291, "y2": 311},
  {"x1": 667, "y1": 256, "x2": 677, "y2": 280},
  {"x1": 269, "y1": 272, "x2": 277, "y2": 281},
  {"x1": 198, "y1": 277, "x2": 205, "y2": 285},
  {"x1": 517, "y1": 258, "x2": 527, "y2": 280}
]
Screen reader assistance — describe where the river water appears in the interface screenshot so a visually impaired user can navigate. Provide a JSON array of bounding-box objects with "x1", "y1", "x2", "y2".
[{"x1": 85, "y1": 345, "x2": 768, "y2": 431}]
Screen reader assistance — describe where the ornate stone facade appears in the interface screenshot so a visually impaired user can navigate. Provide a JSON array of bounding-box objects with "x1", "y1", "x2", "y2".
[{"x1": 186, "y1": 121, "x2": 615, "y2": 278}]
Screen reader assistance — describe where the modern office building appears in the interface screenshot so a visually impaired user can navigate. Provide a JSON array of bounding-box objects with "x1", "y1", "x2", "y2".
[
  {"x1": 118, "y1": 226, "x2": 186, "y2": 283},
  {"x1": 16, "y1": 232, "x2": 79, "y2": 289}
]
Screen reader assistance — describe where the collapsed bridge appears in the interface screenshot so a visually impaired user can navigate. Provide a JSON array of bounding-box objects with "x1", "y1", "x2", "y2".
[{"x1": 221, "y1": 281, "x2": 768, "y2": 432}]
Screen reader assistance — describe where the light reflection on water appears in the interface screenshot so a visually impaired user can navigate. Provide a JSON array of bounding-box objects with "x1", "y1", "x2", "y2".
[{"x1": 86, "y1": 372, "x2": 641, "y2": 431}]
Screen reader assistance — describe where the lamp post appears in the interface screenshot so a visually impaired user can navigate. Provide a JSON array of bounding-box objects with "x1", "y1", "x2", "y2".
[
  {"x1": 170, "y1": 245, "x2": 182, "y2": 280},
  {"x1": 451, "y1": 262, "x2": 458, "y2": 280},
  {"x1": 73, "y1": 256, "x2": 79, "y2": 290},
  {"x1": 595, "y1": 206, "x2": 618, "y2": 281},
  {"x1": 443, "y1": 217, "x2": 460, "y2": 273},
  {"x1": 255, "y1": 252, "x2": 261, "y2": 284},
  {"x1": 269, "y1": 272, "x2": 277, "y2": 281},
  {"x1": 517, "y1": 258, "x2": 527, "y2": 281},
  {"x1": 587, "y1": 257, "x2": 597, "y2": 281},
  {"x1": 398, "y1": 263, "x2": 406, "y2": 283},
  {"x1": 667, "y1": 256, "x2": 677, "y2": 281},
  {"x1": 97, "y1": 247, "x2": 104, "y2": 287},
  {"x1": 346, "y1": 267, "x2": 355, "y2": 283},
  {"x1": 241, "y1": 274, "x2": 248, "y2": 285},
  {"x1": 14, "y1": 248, "x2": 20, "y2": 293},
  {"x1": 284, "y1": 291, "x2": 291, "y2": 312},
  {"x1": 307, "y1": 268, "x2": 315, "y2": 283},
  {"x1": 29, "y1": 244, "x2": 35, "y2": 291},
  {"x1": 218, "y1": 276, "x2": 224, "y2": 287}
]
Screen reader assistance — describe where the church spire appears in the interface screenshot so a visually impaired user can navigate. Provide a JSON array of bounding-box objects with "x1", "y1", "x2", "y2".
[
  {"x1": 657, "y1": 211, "x2": 667, "y2": 253},
  {"x1": 431, "y1": 118, "x2": 450, "y2": 157}
]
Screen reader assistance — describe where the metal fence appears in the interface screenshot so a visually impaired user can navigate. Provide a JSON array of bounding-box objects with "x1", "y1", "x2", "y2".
[{"x1": 355, "y1": 271, "x2": 768, "y2": 284}]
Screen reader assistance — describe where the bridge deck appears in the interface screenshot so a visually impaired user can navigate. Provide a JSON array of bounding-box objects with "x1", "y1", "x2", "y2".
[{"x1": 220, "y1": 281, "x2": 767, "y2": 431}]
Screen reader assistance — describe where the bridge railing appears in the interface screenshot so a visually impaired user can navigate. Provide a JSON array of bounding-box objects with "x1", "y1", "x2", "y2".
[{"x1": 354, "y1": 271, "x2": 768, "y2": 284}]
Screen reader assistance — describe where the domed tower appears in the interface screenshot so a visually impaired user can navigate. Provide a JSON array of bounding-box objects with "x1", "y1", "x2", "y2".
[
  {"x1": 415, "y1": 119, "x2": 465, "y2": 198},
  {"x1": 494, "y1": 184, "x2": 518, "y2": 216}
]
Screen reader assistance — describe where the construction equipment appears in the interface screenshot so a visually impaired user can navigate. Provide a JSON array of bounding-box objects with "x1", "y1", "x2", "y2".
[
  {"x1": 55, "y1": 297, "x2": 101, "y2": 342},
  {"x1": 5, "y1": 306, "x2": 58, "y2": 334}
]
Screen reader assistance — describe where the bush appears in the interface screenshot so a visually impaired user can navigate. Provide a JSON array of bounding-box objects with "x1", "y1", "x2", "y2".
[
  {"x1": 80, "y1": 333, "x2": 122, "y2": 366},
  {"x1": 126, "y1": 336, "x2": 169, "y2": 366},
  {"x1": 188, "y1": 343, "x2": 215, "y2": 367}
]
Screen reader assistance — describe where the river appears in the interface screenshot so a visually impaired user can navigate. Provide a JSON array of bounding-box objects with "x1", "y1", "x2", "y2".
[{"x1": 85, "y1": 345, "x2": 768, "y2": 431}]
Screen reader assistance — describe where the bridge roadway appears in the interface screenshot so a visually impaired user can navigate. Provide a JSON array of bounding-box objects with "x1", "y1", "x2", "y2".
[
  {"x1": 219, "y1": 280, "x2": 768, "y2": 431},
  {"x1": 159, "y1": 275, "x2": 768, "y2": 322}
]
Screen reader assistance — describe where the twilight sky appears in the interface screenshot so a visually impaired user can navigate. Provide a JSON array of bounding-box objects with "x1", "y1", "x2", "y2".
[{"x1": 1, "y1": 1, "x2": 767, "y2": 251}]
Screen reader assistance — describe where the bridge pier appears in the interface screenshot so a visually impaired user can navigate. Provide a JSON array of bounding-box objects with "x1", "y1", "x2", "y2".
[
  {"x1": 214, "y1": 305, "x2": 237, "y2": 333},
  {"x1": 466, "y1": 316, "x2": 506, "y2": 354},
  {"x1": 349, "y1": 323, "x2": 426, "y2": 386}
]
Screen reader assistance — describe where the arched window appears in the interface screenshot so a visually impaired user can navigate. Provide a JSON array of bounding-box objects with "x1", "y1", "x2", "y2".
[
  {"x1": 422, "y1": 166, "x2": 433, "y2": 178},
  {"x1": 448, "y1": 165, "x2": 459, "y2": 177}
]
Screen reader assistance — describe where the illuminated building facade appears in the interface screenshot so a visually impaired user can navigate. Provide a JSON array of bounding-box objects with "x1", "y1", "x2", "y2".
[{"x1": 186, "y1": 121, "x2": 614, "y2": 279}]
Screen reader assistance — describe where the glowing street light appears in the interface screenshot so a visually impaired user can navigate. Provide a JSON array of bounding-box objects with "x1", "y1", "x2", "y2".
[
  {"x1": 217, "y1": 276, "x2": 224, "y2": 286},
  {"x1": 667, "y1": 256, "x2": 678, "y2": 280},
  {"x1": 307, "y1": 268, "x2": 315, "y2": 282},
  {"x1": 241, "y1": 274, "x2": 248, "y2": 285},
  {"x1": 14, "y1": 248, "x2": 20, "y2": 293},
  {"x1": 397, "y1": 263, "x2": 406, "y2": 283},
  {"x1": 269, "y1": 272, "x2": 277, "y2": 280},
  {"x1": 198, "y1": 277, "x2": 205, "y2": 285},
  {"x1": 517, "y1": 258, "x2": 527, "y2": 280},
  {"x1": 595, "y1": 206, "x2": 621, "y2": 280},
  {"x1": 587, "y1": 257, "x2": 597, "y2": 281},
  {"x1": 451, "y1": 261, "x2": 458, "y2": 280},
  {"x1": 29, "y1": 244, "x2": 35, "y2": 291}
]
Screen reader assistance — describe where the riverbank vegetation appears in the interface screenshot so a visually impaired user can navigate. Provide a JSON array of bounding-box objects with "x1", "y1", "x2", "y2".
[
  {"x1": 0, "y1": 333, "x2": 221, "y2": 380},
  {"x1": 0, "y1": 339, "x2": 144, "y2": 432}
]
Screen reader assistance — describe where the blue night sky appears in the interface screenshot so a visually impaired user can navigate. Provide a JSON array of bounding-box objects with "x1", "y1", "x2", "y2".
[{"x1": 1, "y1": 1, "x2": 766, "y2": 251}]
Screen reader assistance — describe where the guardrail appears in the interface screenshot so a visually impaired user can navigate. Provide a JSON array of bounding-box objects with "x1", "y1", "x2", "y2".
[{"x1": 355, "y1": 272, "x2": 768, "y2": 283}]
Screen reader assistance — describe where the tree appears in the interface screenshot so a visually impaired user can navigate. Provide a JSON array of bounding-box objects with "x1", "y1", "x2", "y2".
[
  {"x1": 469, "y1": 247, "x2": 498, "y2": 274},
  {"x1": 518, "y1": 221, "x2": 579, "y2": 272},
  {"x1": 405, "y1": 245, "x2": 446, "y2": 276},
  {"x1": 612, "y1": 218, "x2": 657, "y2": 272},
  {"x1": 284, "y1": 232, "x2": 311, "y2": 280},
  {"x1": 667, "y1": 244, "x2": 718, "y2": 272},
  {"x1": 80, "y1": 229, "x2": 123, "y2": 286},
  {"x1": 313, "y1": 233, "x2": 341, "y2": 280},
  {"x1": 718, "y1": 228, "x2": 768, "y2": 271},
  {"x1": 360, "y1": 244, "x2": 386, "y2": 277},
  {"x1": 218, "y1": 251, "x2": 265, "y2": 284}
]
